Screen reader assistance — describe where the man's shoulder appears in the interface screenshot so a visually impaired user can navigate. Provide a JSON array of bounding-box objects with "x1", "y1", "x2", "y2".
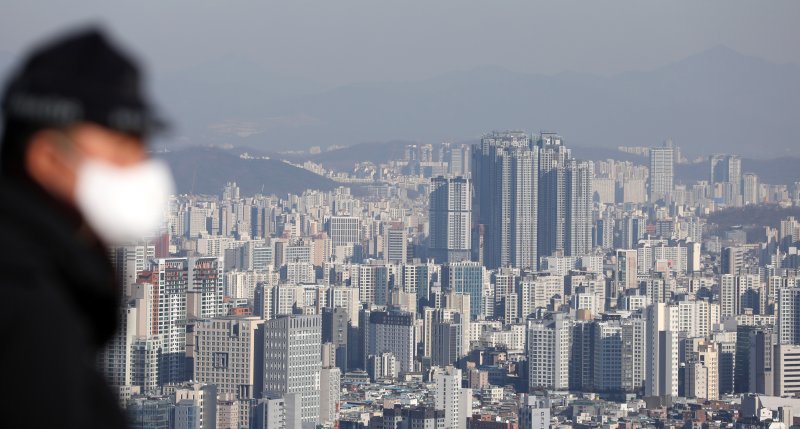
[
  {"x1": 0, "y1": 212, "x2": 52, "y2": 274},
  {"x1": 0, "y1": 182, "x2": 84, "y2": 277}
]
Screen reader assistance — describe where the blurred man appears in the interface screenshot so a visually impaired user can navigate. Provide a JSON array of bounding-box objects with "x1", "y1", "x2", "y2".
[{"x1": 0, "y1": 28, "x2": 172, "y2": 427}]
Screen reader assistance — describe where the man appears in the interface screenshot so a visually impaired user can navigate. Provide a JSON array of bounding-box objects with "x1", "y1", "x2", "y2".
[{"x1": 0, "y1": 28, "x2": 172, "y2": 427}]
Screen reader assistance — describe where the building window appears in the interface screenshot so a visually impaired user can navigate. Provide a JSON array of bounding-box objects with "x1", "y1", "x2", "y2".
[{"x1": 213, "y1": 352, "x2": 229, "y2": 369}]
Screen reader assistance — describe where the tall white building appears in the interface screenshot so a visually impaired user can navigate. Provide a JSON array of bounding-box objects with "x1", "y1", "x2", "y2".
[
  {"x1": 685, "y1": 340, "x2": 719, "y2": 401},
  {"x1": 98, "y1": 281, "x2": 154, "y2": 392},
  {"x1": 366, "y1": 309, "x2": 415, "y2": 374},
  {"x1": 319, "y1": 367, "x2": 341, "y2": 426},
  {"x1": 710, "y1": 154, "x2": 742, "y2": 205},
  {"x1": 742, "y1": 173, "x2": 760, "y2": 205},
  {"x1": 224, "y1": 270, "x2": 269, "y2": 301},
  {"x1": 519, "y1": 274, "x2": 564, "y2": 318},
  {"x1": 112, "y1": 243, "x2": 156, "y2": 295},
  {"x1": 720, "y1": 274, "x2": 743, "y2": 321},
  {"x1": 150, "y1": 258, "x2": 191, "y2": 384},
  {"x1": 354, "y1": 264, "x2": 390, "y2": 306},
  {"x1": 434, "y1": 366, "x2": 472, "y2": 429},
  {"x1": 527, "y1": 313, "x2": 572, "y2": 391},
  {"x1": 676, "y1": 299, "x2": 720, "y2": 339},
  {"x1": 621, "y1": 317, "x2": 647, "y2": 393},
  {"x1": 263, "y1": 315, "x2": 322, "y2": 426},
  {"x1": 645, "y1": 303, "x2": 679, "y2": 398},
  {"x1": 383, "y1": 223, "x2": 407, "y2": 264},
  {"x1": 779, "y1": 287, "x2": 800, "y2": 345},
  {"x1": 185, "y1": 257, "x2": 225, "y2": 320},
  {"x1": 327, "y1": 286, "x2": 360, "y2": 325},
  {"x1": 649, "y1": 146, "x2": 674, "y2": 202}
]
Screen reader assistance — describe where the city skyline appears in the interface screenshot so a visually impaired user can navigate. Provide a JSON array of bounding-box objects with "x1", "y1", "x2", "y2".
[
  {"x1": 1, "y1": 4, "x2": 799, "y2": 428},
  {"x1": 102, "y1": 129, "x2": 800, "y2": 428}
]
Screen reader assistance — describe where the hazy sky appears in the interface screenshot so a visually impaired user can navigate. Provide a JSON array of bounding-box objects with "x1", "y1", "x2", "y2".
[{"x1": 1, "y1": 1, "x2": 798, "y2": 87}]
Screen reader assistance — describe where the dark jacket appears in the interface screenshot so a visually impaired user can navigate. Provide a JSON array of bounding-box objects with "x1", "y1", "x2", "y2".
[{"x1": 0, "y1": 180, "x2": 127, "y2": 428}]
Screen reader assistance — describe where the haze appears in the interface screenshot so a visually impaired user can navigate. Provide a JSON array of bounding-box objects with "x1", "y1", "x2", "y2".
[{"x1": 1, "y1": 1, "x2": 799, "y2": 157}]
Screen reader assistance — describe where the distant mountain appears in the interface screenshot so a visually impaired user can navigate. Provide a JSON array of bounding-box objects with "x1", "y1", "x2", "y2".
[
  {"x1": 1, "y1": 46, "x2": 797, "y2": 158},
  {"x1": 706, "y1": 205, "x2": 800, "y2": 242},
  {"x1": 283, "y1": 140, "x2": 414, "y2": 171},
  {"x1": 149, "y1": 56, "x2": 330, "y2": 146},
  {"x1": 157, "y1": 147, "x2": 339, "y2": 197},
  {"x1": 160, "y1": 45, "x2": 800, "y2": 158}
]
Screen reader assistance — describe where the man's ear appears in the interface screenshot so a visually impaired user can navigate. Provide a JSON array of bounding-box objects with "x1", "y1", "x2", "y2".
[{"x1": 24, "y1": 130, "x2": 79, "y2": 204}]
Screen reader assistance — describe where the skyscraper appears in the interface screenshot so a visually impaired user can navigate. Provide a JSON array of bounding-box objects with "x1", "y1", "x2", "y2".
[
  {"x1": 615, "y1": 249, "x2": 638, "y2": 290},
  {"x1": 472, "y1": 131, "x2": 538, "y2": 269},
  {"x1": 778, "y1": 287, "x2": 800, "y2": 345},
  {"x1": 685, "y1": 340, "x2": 719, "y2": 401},
  {"x1": 442, "y1": 142, "x2": 471, "y2": 177},
  {"x1": 431, "y1": 310, "x2": 464, "y2": 367},
  {"x1": 527, "y1": 313, "x2": 572, "y2": 391},
  {"x1": 383, "y1": 222, "x2": 408, "y2": 264},
  {"x1": 319, "y1": 366, "x2": 341, "y2": 426},
  {"x1": 186, "y1": 256, "x2": 225, "y2": 321},
  {"x1": 263, "y1": 314, "x2": 322, "y2": 426},
  {"x1": 434, "y1": 366, "x2": 472, "y2": 429},
  {"x1": 536, "y1": 133, "x2": 570, "y2": 259},
  {"x1": 112, "y1": 243, "x2": 155, "y2": 296},
  {"x1": 98, "y1": 281, "x2": 155, "y2": 393},
  {"x1": 742, "y1": 173, "x2": 760, "y2": 205},
  {"x1": 148, "y1": 258, "x2": 198, "y2": 385},
  {"x1": 710, "y1": 154, "x2": 742, "y2": 204},
  {"x1": 442, "y1": 261, "x2": 484, "y2": 317},
  {"x1": 648, "y1": 146, "x2": 674, "y2": 203},
  {"x1": 565, "y1": 159, "x2": 594, "y2": 256},
  {"x1": 645, "y1": 303, "x2": 679, "y2": 398},
  {"x1": 721, "y1": 246, "x2": 745, "y2": 275},
  {"x1": 354, "y1": 263, "x2": 390, "y2": 306},
  {"x1": 621, "y1": 317, "x2": 647, "y2": 393},
  {"x1": 720, "y1": 274, "x2": 743, "y2": 321},
  {"x1": 429, "y1": 176, "x2": 472, "y2": 263},
  {"x1": 365, "y1": 309, "x2": 415, "y2": 374},
  {"x1": 473, "y1": 131, "x2": 593, "y2": 266},
  {"x1": 592, "y1": 320, "x2": 623, "y2": 392},
  {"x1": 193, "y1": 316, "x2": 264, "y2": 401}
]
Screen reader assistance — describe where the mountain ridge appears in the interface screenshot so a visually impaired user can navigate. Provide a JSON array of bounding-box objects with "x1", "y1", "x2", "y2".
[
  {"x1": 218, "y1": 45, "x2": 800, "y2": 157},
  {"x1": 1, "y1": 46, "x2": 797, "y2": 158},
  {"x1": 156, "y1": 147, "x2": 339, "y2": 197}
]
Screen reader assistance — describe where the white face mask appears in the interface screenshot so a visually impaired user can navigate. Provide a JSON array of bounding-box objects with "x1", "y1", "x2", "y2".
[{"x1": 74, "y1": 158, "x2": 174, "y2": 244}]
